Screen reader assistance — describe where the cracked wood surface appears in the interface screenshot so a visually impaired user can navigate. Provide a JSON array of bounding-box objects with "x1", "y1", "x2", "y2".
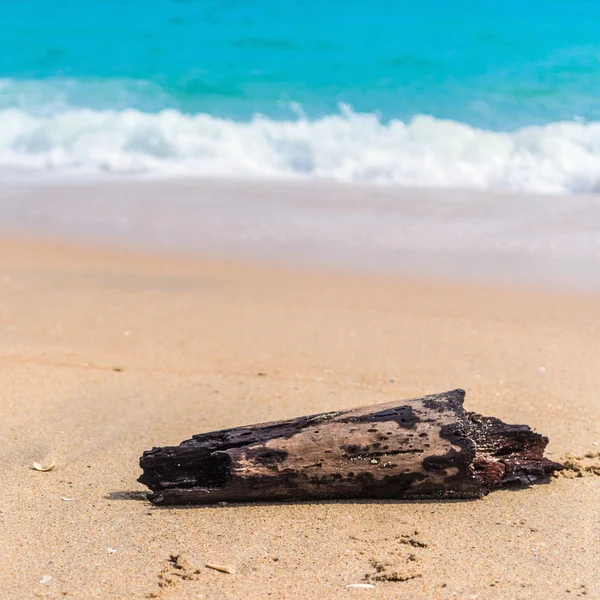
[{"x1": 139, "y1": 389, "x2": 562, "y2": 504}]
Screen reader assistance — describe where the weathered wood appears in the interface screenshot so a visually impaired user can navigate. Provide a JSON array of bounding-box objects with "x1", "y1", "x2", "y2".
[{"x1": 138, "y1": 389, "x2": 563, "y2": 505}]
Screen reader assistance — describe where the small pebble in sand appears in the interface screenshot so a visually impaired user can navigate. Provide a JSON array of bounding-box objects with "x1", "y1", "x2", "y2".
[
  {"x1": 206, "y1": 563, "x2": 235, "y2": 574},
  {"x1": 32, "y1": 461, "x2": 56, "y2": 472},
  {"x1": 61, "y1": 497, "x2": 73, "y2": 501},
  {"x1": 346, "y1": 583, "x2": 374, "y2": 590},
  {"x1": 539, "y1": 366, "x2": 547, "y2": 372},
  {"x1": 39, "y1": 575, "x2": 52, "y2": 585},
  {"x1": 108, "y1": 548, "x2": 117, "y2": 554}
]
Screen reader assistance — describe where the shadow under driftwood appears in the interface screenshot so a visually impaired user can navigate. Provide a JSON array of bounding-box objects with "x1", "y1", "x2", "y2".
[
  {"x1": 109, "y1": 476, "x2": 559, "y2": 511},
  {"x1": 105, "y1": 491, "x2": 150, "y2": 501}
]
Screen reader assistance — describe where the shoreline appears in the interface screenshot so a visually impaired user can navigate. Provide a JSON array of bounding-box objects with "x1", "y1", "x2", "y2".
[
  {"x1": 2, "y1": 177, "x2": 600, "y2": 292},
  {"x1": 0, "y1": 236, "x2": 599, "y2": 598},
  {"x1": 3, "y1": 230, "x2": 600, "y2": 303}
]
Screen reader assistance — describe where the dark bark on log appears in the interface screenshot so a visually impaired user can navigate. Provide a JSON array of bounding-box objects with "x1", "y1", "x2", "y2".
[{"x1": 138, "y1": 389, "x2": 563, "y2": 505}]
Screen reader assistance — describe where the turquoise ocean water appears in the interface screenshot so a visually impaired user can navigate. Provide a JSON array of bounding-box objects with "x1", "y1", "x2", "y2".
[{"x1": 3, "y1": 0, "x2": 600, "y2": 192}]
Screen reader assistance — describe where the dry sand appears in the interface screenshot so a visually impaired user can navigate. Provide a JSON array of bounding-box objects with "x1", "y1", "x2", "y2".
[{"x1": 0, "y1": 236, "x2": 598, "y2": 599}]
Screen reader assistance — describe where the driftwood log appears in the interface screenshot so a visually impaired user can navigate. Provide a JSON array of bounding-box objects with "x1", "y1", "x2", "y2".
[{"x1": 139, "y1": 389, "x2": 562, "y2": 505}]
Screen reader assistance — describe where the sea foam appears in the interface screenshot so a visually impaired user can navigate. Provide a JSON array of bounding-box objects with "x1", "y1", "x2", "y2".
[{"x1": 2, "y1": 106, "x2": 600, "y2": 193}]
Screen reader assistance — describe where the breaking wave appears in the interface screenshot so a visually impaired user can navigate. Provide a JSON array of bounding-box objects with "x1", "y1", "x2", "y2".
[{"x1": 2, "y1": 105, "x2": 600, "y2": 193}]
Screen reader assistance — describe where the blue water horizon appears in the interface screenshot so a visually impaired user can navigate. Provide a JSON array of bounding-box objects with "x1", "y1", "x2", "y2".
[
  {"x1": 4, "y1": 0, "x2": 600, "y2": 127},
  {"x1": 2, "y1": 0, "x2": 600, "y2": 192}
]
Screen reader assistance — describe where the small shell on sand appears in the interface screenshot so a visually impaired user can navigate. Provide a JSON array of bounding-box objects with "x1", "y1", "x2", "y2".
[
  {"x1": 39, "y1": 575, "x2": 52, "y2": 585},
  {"x1": 346, "y1": 583, "x2": 375, "y2": 590},
  {"x1": 206, "y1": 563, "x2": 235, "y2": 574},
  {"x1": 32, "y1": 461, "x2": 56, "y2": 472}
]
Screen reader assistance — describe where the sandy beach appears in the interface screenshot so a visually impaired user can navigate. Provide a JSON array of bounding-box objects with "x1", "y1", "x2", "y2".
[{"x1": 0, "y1": 235, "x2": 598, "y2": 599}]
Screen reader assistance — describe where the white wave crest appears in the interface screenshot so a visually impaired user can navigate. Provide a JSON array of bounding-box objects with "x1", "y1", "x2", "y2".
[{"x1": 2, "y1": 106, "x2": 600, "y2": 193}]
